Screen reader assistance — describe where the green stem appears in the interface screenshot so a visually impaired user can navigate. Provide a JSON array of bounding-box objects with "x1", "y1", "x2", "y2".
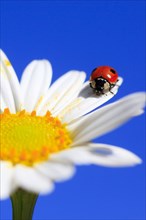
[{"x1": 10, "y1": 188, "x2": 38, "y2": 220}]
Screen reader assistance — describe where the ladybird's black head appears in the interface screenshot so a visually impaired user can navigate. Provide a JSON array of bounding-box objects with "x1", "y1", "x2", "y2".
[
  {"x1": 95, "y1": 78, "x2": 106, "y2": 92},
  {"x1": 90, "y1": 78, "x2": 111, "y2": 94}
]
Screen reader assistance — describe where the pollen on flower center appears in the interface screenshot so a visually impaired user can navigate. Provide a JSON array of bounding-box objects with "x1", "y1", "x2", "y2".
[{"x1": 0, "y1": 109, "x2": 72, "y2": 166}]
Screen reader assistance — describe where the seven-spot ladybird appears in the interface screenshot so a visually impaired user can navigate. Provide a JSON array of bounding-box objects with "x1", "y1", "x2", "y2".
[{"x1": 90, "y1": 66, "x2": 118, "y2": 94}]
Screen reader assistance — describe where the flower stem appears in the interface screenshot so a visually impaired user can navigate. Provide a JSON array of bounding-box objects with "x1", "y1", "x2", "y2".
[{"x1": 10, "y1": 188, "x2": 38, "y2": 220}]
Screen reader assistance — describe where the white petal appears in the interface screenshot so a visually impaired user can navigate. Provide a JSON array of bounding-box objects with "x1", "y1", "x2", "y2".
[
  {"x1": 0, "y1": 94, "x2": 7, "y2": 112},
  {"x1": 20, "y1": 60, "x2": 52, "y2": 112},
  {"x1": 84, "y1": 143, "x2": 142, "y2": 167},
  {"x1": 50, "y1": 143, "x2": 141, "y2": 167},
  {"x1": 52, "y1": 72, "x2": 86, "y2": 116},
  {"x1": 14, "y1": 165, "x2": 54, "y2": 195},
  {"x1": 0, "y1": 162, "x2": 16, "y2": 200},
  {"x1": 35, "y1": 161, "x2": 76, "y2": 182},
  {"x1": 50, "y1": 148, "x2": 96, "y2": 165},
  {"x1": 0, "y1": 50, "x2": 22, "y2": 112},
  {"x1": 36, "y1": 71, "x2": 86, "y2": 116},
  {"x1": 71, "y1": 92, "x2": 146, "y2": 145},
  {"x1": 0, "y1": 68, "x2": 16, "y2": 113},
  {"x1": 59, "y1": 77, "x2": 123, "y2": 123}
]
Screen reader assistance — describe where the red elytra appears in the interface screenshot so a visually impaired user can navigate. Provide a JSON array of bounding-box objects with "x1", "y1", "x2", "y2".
[{"x1": 90, "y1": 66, "x2": 118, "y2": 84}]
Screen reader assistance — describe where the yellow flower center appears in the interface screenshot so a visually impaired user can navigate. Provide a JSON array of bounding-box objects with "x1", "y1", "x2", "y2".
[{"x1": 0, "y1": 109, "x2": 72, "y2": 166}]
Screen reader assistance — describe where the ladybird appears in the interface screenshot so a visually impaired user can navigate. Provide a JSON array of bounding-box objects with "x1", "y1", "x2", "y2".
[{"x1": 90, "y1": 66, "x2": 118, "y2": 94}]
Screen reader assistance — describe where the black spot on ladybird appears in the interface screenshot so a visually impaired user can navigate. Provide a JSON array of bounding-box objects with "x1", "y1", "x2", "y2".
[{"x1": 110, "y1": 69, "x2": 116, "y2": 74}]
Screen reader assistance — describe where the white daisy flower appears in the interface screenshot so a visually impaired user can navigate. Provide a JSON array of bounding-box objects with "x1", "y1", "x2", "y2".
[{"x1": 0, "y1": 49, "x2": 145, "y2": 201}]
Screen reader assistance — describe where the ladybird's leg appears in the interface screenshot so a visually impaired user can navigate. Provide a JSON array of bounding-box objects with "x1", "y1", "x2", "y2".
[
  {"x1": 116, "y1": 78, "x2": 120, "y2": 87},
  {"x1": 89, "y1": 82, "x2": 93, "y2": 89},
  {"x1": 95, "y1": 90, "x2": 105, "y2": 96},
  {"x1": 95, "y1": 90, "x2": 101, "y2": 96},
  {"x1": 109, "y1": 90, "x2": 115, "y2": 95},
  {"x1": 109, "y1": 84, "x2": 116, "y2": 95}
]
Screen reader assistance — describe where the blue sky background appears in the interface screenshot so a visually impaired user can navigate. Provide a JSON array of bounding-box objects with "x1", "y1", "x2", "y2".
[{"x1": 0, "y1": 1, "x2": 145, "y2": 220}]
